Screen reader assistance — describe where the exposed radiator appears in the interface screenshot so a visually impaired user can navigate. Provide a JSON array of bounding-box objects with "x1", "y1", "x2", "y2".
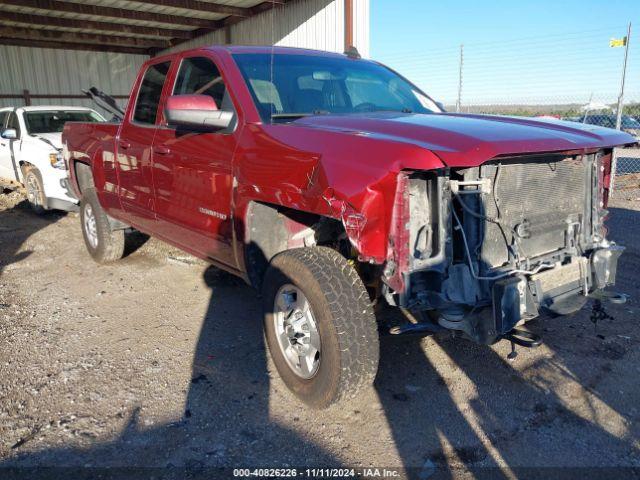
[{"x1": 479, "y1": 155, "x2": 590, "y2": 267}]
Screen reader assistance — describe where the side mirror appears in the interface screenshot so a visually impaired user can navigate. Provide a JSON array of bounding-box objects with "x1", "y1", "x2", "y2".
[
  {"x1": 1, "y1": 128, "x2": 17, "y2": 139},
  {"x1": 165, "y1": 94, "x2": 233, "y2": 130}
]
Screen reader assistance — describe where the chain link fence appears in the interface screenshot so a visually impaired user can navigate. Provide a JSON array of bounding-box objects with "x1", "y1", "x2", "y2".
[
  {"x1": 379, "y1": 25, "x2": 640, "y2": 188},
  {"x1": 612, "y1": 147, "x2": 640, "y2": 201},
  {"x1": 458, "y1": 99, "x2": 640, "y2": 182},
  {"x1": 461, "y1": 98, "x2": 640, "y2": 198}
]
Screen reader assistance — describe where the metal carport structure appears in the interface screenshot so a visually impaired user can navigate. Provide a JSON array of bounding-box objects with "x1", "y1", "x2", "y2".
[
  {"x1": 0, "y1": 0, "x2": 369, "y2": 110},
  {"x1": 0, "y1": 0, "x2": 307, "y2": 55}
]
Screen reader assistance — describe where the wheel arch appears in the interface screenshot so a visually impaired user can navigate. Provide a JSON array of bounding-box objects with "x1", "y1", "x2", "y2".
[
  {"x1": 242, "y1": 201, "x2": 348, "y2": 289},
  {"x1": 73, "y1": 161, "x2": 95, "y2": 197},
  {"x1": 21, "y1": 163, "x2": 47, "y2": 213},
  {"x1": 18, "y1": 160, "x2": 36, "y2": 182}
]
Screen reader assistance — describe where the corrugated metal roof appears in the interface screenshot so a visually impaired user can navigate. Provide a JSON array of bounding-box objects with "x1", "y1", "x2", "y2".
[
  {"x1": 0, "y1": 4, "x2": 197, "y2": 30},
  {"x1": 64, "y1": 0, "x2": 228, "y2": 21},
  {"x1": 0, "y1": 21, "x2": 179, "y2": 40},
  {"x1": 0, "y1": 0, "x2": 291, "y2": 55}
]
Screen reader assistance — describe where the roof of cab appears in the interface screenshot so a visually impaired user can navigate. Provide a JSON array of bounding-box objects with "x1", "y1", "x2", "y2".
[
  {"x1": 149, "y1": 45, "x2": 351, "y2": 64},
  {"x1": 210, "y1": 45, "x2": 348, "y2": 58},
  {"x1": 146, "y1": 45, "x2": 360, "y2": 73},
  {"x1": 0, "y1": 105, "x2": 96, "y2": 112}
]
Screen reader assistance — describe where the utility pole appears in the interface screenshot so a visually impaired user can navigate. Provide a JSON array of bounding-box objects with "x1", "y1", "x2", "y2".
[
  {"x1": 615, "y1": 23, "x2": 632, "y2": 130},
  {"x1": 456, "y1": 44, "x2": 463, "y2": 113}
]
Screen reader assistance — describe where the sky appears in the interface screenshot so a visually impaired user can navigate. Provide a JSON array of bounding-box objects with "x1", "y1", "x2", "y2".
[{"x1": 371, "y1": 0, "x2": 639, "y2": 106}]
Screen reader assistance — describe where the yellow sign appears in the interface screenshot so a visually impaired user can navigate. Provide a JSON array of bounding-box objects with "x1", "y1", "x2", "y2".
[{"x1": 610, "y1": 37, "x2": 627, "y2": 48}]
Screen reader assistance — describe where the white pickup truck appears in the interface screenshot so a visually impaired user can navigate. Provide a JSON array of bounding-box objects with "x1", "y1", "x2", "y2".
[{"x1": 0, "y1": 105, "x2": 104, "y2": 213}]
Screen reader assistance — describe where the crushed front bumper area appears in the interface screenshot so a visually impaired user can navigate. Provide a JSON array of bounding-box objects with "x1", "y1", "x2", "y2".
[
  {"x1": 426, "y1": 245, "x2": 624, "y2": 345},
  {"x1": 383, "y1": 152, "x2": 626, "y2": 345}
]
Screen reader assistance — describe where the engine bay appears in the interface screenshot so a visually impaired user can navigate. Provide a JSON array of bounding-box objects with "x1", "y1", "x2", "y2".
[{"x1": 384, "y1": 150, "x2": 624, "y2": 345}]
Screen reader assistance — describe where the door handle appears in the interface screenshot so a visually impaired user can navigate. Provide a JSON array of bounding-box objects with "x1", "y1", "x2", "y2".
[
  {"x1": 119, "y1": 140, "x2": 131, "y2": 150},
  {"x1": 154, "y1": 145, "x2": 171, "y2": 155}
]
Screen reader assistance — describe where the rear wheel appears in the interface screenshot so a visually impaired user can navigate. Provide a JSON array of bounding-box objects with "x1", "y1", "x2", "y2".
[
  {"x1": 24, "y1": 167, "x2": 46, "y2": 215},
  {"x1": 263, "y1": 247, "x2": 379, "y2": 408},
  {"x1": 80, "y1": 188, "x2": 125, "y2": 263}
]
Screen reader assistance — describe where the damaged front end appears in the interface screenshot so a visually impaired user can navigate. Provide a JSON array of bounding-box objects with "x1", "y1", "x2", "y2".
[{"x1": 383, "y1": 151, "x2": 625, "y2": 345}]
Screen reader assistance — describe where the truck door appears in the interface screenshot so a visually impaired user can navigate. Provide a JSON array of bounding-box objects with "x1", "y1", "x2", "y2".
[
  {"x1": 117, "y1": 60, "x2": 172, "y2": 233},
  {"x1": 0, "y1": 111, "x2": 22, "y2": 182},
  {"x1": 151, "y1": 55, "x2": 239, "y2": 268},
  {"x1": 0, "y1": 110, "x2": 12, "y2": 180}
]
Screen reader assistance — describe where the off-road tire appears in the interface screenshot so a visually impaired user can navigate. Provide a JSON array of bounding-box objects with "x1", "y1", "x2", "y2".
[
  {"x1": 23, "y1": 167, "x2": 47, "y2": 215},
  {"x1": 263, "y1": 247, "x2": 379, "y2": 409},
  {"x1": 80, "y1": 188, "x2": 125, "y2": 263}
]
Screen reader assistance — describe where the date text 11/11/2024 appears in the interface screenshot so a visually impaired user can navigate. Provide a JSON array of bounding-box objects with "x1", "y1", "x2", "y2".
[{"x1": 232, "y1": 467, "x2": 402, "y2": 478}]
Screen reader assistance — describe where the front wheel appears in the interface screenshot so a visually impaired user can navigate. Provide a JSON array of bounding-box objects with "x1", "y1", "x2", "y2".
[
  {"x1": 263, "y1": 247, "x2": 379, "y2": 409},
  {"x1": 80, "y1": 188, "x2": 125, "y2": 264},
  {"x1": 24, "y1": 167, "x2": 47, "y2": 215}
]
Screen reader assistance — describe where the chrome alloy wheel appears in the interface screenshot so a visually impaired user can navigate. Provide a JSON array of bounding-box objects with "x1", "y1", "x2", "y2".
[
  {"x1": 83, "y1": 203, "x2": 99, "y2": 249},
  {"x1": 273, "y1": 284, "x2": 321, "y2": 379},
  {"x1": 25, "y1": 173, "x2": 42, "y2": 207}
]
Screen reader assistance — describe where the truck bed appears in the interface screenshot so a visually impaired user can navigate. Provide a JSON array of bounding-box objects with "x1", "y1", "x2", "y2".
[{"x1": 63, "y1": 121, "x2": 120, "y2": 199}]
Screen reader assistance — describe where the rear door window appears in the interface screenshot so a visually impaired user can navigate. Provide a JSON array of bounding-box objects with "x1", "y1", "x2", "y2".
[
  {"x1": 0, "y1": 111, "x2": 8, "y2": 129},
  {"x1": 133, "y1": 61, "x2": 171, "y2": 125}
]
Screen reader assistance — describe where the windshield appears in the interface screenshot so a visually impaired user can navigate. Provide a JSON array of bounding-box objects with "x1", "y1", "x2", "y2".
[
  {"x1": 24, "y1": 110, "x2": 104, "y2": 134},
  {"x1": 232, "y1": 53, "x2": 439, "y2": 122}
]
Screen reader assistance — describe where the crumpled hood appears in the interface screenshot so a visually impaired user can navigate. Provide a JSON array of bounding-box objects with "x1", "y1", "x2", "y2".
[
  {"x1": 30, "y1": 132, "x2": 62, "y2": 150},
  {"x1": 294, "y1": 112, "x2": 637, "y2": 167}
]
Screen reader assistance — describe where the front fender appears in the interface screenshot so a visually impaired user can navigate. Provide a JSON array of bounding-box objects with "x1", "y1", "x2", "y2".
[
  {"x1": 15, "y1": 141, "x2": 54, "y2": 174},
  {"x1": 234, "y1": 123, "x2": 445, "y2": 264}
]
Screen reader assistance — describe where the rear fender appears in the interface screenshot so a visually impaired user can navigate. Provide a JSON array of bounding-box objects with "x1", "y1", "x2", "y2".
[
  {"x1": 63, "y1": 121, "x2": 118, "y2": 201},
  {"x1": 74, "y1": 161, "x2": 94, "y2": 195}
]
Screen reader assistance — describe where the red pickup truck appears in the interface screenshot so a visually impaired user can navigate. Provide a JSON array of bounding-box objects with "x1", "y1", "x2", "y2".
[{"x1": 63, "y1": 46, "x2": 635, "y2": 408}]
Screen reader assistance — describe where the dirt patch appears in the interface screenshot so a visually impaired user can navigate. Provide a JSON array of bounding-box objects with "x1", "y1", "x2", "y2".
[{"x1": 0, "y1": 186, "x2": 639, "y2": 474}]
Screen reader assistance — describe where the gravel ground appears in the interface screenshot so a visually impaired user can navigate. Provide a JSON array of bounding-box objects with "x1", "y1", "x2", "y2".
[{"x1": 0, "y1": 179, "x2": 638, "y2": 478}]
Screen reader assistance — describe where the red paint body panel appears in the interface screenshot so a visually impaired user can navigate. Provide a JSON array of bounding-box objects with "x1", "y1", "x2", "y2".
[
  {"x1": 62, "y1": 46, "x2": 638, "y2": 273},
  {"x1": 152, "y1": 122, "x2": 239, "y2": 267},
  {"x1": 65, "y1": 122, "x2": 124, "y2": 214},
  {"x1": 293, "y1": 112, "x2": 634, "y2": 167},
  {"x1": 166, "y1": 94, "x2": 219, "y2": 111}
]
